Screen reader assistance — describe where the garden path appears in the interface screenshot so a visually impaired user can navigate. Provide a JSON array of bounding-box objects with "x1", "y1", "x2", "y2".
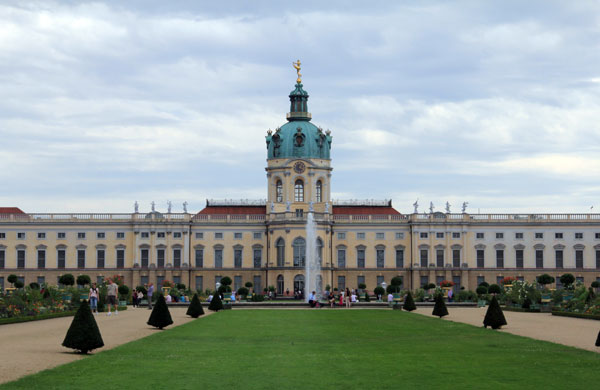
[
  {"x1": 414, "y1": 307, "x2": 600, "y2": 353},
  {"x1": 0, "y1": 307, "x2": 209, "y2": 385}
]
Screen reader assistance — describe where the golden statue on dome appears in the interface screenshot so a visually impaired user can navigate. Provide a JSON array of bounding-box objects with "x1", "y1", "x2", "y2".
[{"x1": 292, "y1": 59, "x2": 302, "y2": 83}]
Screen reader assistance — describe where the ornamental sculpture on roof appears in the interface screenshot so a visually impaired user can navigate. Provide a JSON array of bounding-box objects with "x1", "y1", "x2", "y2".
[{"x1": 293, "y1": 59, "x2": 302, "y2": 83}]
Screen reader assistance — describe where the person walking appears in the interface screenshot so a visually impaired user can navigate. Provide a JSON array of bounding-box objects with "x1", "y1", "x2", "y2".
[
  {"x1": 106, "y1": 279, "x2": 118, "y2": 316},
  {"x1": 88, "y1": 282, "x2": 99, "y2": 315},
  {"x1": 147, "y1": 283, "x2": 154, "y2": 310},
  {"x1": 345, "y1": 288, "x2": 351, "y2": 308},
  {"x1": 132, "y1": 288, "x2": 138, "y2": 308}
]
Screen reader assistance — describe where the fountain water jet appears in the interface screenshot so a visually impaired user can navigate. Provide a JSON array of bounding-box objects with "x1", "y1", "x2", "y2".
[{"x1": 305, "y1": 212, "x2": 322, "y2": 302}]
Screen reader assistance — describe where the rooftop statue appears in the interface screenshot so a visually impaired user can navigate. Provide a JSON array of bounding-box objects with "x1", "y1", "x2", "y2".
[{"x1": 293, "y1": 59, "x2": 302, "y2": 83}]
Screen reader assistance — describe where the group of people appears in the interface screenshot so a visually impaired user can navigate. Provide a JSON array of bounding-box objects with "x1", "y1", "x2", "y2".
[
  {"x1": 87, "y1": 281, "x2": 156, "y2": 315},
  {"x1": 307, "y1": 288, "x2": 358, "y2": 308}
]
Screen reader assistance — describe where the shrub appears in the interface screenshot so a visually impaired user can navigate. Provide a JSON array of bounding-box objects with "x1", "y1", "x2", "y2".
[
  {"x1": 457, "y1": 290, "x2": 477, "y2": 302},
  {"x1": 386, "y1": 285, "x2": 398, "y2": 294},
  {"x1": 592, "y1": 281, "x2": 600, "y2": 288},
  {"x1": 186, "y1": 293, "x2": 205, "y2": 318},
  {"x1": 478, "y1": 281, "x2": 489, "y2": 288},
  {"x1": 217, "y1": 285, "x2": 232, "y2": 293},
  {"x1": 29, "y1": 282, "x2": 40, "y2": 290},
  {"x1": 14, "y1": 281, "x2": 24, "y2": 289},
  {"x1": 537, "y1": 274, "x2": 555, "y2": 286},
  {"x1": 325, "y1": 284, "x2": 331, "y2": 291},
  {"x1": 425, "y1": 283, "x2": 436, "y2": 290},
  {"x1": 373, "y1": 286, "x2": 385, "y2": 297},
  {"x1": 414, "y1": 288, "x2": 425, "y2": 302},
  {"x1": 7, "y1": 274, "x2": 18, "y2": 284},
  {"x1": 488, "y1": 284, "x2": 501, "y2": 294},
  {"x1": 136, "y1": 285, "x2": 147, "y2": 295},
  {"x1": 245, "y1": 282, "x2": 253, "y2": 288},
  {"x1": 483, "y1": 295, "x2": 507, "y2": 329},
  {"x1": 220, "y1": 276, "x2": 232, "y2": 287},
  {"x1": 363, "y1": 291, "x2": 370, "y2": 302},
  {"x1": 208, "y1": 293, "x2": 224, "y2": 311},
  {"x1": 596, "y1": 330, "x2": 600, "y2": 347},
  {"x1": 176, "y1": 283, "x2": 186, "y2": 290},
  {"x1": 118, "y1": 285, "x2": 129, "y2": 298},
  {"x1": 522, "y1": 297, "x2": 532, "y2": 309},
  {"x1": 76, "y1": 275, "x2": 91, "y2": 287},
  {"x1": 476, "y1": 286, "x2": 488, "y2": 296},
  {"x1": 358, "y1": 283, "x2": 366, "y2": 290},
  {"x1": 432, "y1": 293, "x2": 449, "y2": 318},
  {"x1": 237, "y1": 287, "x2": 249, "y2": 296},
  {"x1": 403, "y1": 292, "x2": 416, "y2": 311},
  {"x1": 560, "y1": 274, "x2": 575, "y2": 289},
  {"x1": 389, "y1": 276, "x2": 403, "y2": 293},
  {"x1": 147, "y1": 294, "x2": 173, "y2": 329},
  {"x1": 62, "y1": 300, "x2": 104, "y2": 354},
  {"x1": 251, "y1": 293, "x2": 265, "y2": 302},
  {"x1": 59, "y1": 274, "x2": 75, "y2": 286}
]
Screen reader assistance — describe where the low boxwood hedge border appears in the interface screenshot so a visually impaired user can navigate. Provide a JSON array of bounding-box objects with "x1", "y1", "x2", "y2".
[
  {"x1": 551, "y1": 311, "x2": 600, "y2": 321},
  {"x1": 0, "y1": 305, "x2": 127, "y2": 326},
  {"x1": 501, "y1": 306, "x2": 541, "y2": 313}
]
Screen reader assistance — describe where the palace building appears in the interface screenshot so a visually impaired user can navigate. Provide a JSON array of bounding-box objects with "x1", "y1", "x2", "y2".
[{"x1": 1, "y1": 71, "x2": 600, "y2": 294}]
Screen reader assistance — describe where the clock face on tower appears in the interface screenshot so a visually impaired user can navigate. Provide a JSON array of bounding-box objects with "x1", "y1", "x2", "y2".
[{"x1": 293, "y1": 161, "x2": 306, "y2": 174}]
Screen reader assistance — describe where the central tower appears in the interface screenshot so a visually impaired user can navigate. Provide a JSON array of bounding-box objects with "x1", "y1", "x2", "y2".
[{"x1": 265, "y1": 62, "x2": 333, "y2": 216}]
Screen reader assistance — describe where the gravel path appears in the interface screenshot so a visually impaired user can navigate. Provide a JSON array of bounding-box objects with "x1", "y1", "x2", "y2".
[
  {"x1": 414, "y1": 307, "x2": 600, "y2": 353},
  {"x1": 0, "y1": 307, "x2": 209, "y2": 385}
]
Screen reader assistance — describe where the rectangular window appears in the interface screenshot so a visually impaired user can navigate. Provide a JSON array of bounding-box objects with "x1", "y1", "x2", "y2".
[
  {"x1": 555, "y1": 232, "x2": 563, "y2": 239},
  {"x1": 420, "y1": 232, "x2": 428, "y2": 239},
  {"x1": 576, "y1": 250, "x2": 584, "y2": 268},
  {"x1": 376, "y1": 275, "x2": 384, "y2": 286},
  {"x1": 535, "y1": 232, "x2": 543, "y2": 239},
  {"x1": 496, "y1": 250, "x2": 504, "y2": 268},
  {"x1": 0, "y1": 250, "x2": 4, "y2": 268},
  {"x1": 436, "y1": 232, "x2": 444, "y2": 239},
  {"x1": 116, "y1": 249, "x2": 125, "y2": 269},
  {"x1": 157, "y1": 232, "x2": 165, "y2": 238},
  {"x1": 337, "y1": 249, "x2": 346, "y2": 268},
  {"x1": 376, "y1": 232, "x2": 385, "y2": 240},
  {"x1": 436, "y1": 249, "x2": 444, "y2": 267},
  {"x1": 77, "y1": 250, "x2": 85, "y2": 268},
  {"x1": 477, "y1": 276, "x2": 485, "y2": 286},
  {"x1": 420, "y1": 249, "x2": 428, "y2": 267},
  {"x1": 173, "y1": 249, "x2": 181, "y2": 268},
  {"x1": 516, "y1": 250, "x2": 524, "y2": 268},
  {"x1": 453, "y1": 249, "x2": 461, "y2": 268},
  {"x1": 357, "y1": 232, "x2": 365, "y2": 240},
  {"x1": 17, "y1": 232, "x2": 25, "y2": 239},
  {"x1": 357, "y1": 275, "x2": 365, "y2": 288},
  {"x1": 515, "y1": 232, "x2": 524, "y2": 239},
  {"x1": 576, "y1": 276, "x2": 584, "y2": 284},
  {"x1": 195, "y1": 276, "x2": 203, "y2": 292},
  {"x1": 453, "y1": 276, "x2": 461, "y2": 292},
  {"x1": 253, "y1": 249, "x2": 261, "y2": 268},
  {"x1": 97, "y1": 276, "x2": 105, "y2": 285},
  {"x1": 0, "y1": 232, "x2": 5, "y2": 239},
  {"x1": 253, "y1": 275, "x2": 262, "y2": 293},
  {"x1": 376, "y1": 249, "x2": 384, "y2": 268},
  {"x1": 234, "y1": 276, "x2": 242, "y2": 291},
  {"x1": 536, "y1": 250, "x2": 544, "y2": 268},
  {"x1": 97, "y1": 232, "x2": 105, "y2": 239},
  {"x1": 37, "y1": 250, "x2": 45, "y2": 269},
  {"x1": 141, "y1": 249, "x2": 149, "y2": 268},
  {"x1": 173, "y1": 276, "x2": 181, "y2": 285},
  {"x1": 234, "y1": 232, "x2": 243, "y2": 239},
  {"x1": 157, "y1": 249, "x2": 165, "y2": 268},
  {"x1": 395, "y1": 249, "x2": 404, "y2": 268},
  {"x1": 452, "y1": 232, "x2": 460, "y2": 239},
  {"x1": 496, "y1": 276, "x2": 503, "y2": 285},
  {"x1": 295, "y1": 209, "x2": 303, "y2": 218},
  {"x1": 173, "y1": 232, "x2": 182, "y2": 238},
  {"x1": 337, "y1": 232, "x2": 346, "y2": 240},
  {"x1": 253, "y1": 232, "x2": 262, "y2": 240},
  {"x1": 596, "y1": 233, "x2": 600, "y2": 240},
  {"x1": 97, "y1": 249, "x2": 105, "y2": 269},
  {"x1": 596, "y1": 250, "x2": 600, "y2": 269},
  {"x1": 77, "y1": 232, "x2": 86, "y2": 239},
  {"x1": 157, "y1": 276, "x2": 165, "y2": 287},
  {"x1": 58, "y1": 232, "x2": 66, "y2": 239},
  {"x1": 57, "y1": 250, "x2": 66, "y2": 269},
  {"x1": 476, "y1": 232, "x2": 484, "y2": 239},
  {"x1": 37, "y1": 276, "x2": 45, "y2": 286},
  {"x1": 396, "y1": 232, "x2": 404, "y2": 239},
  {"x1": 195, "y1": 249, "x2": 203, "y2": 267},
  {"x1": 17, "y1": 250, "x2": 25, "y2": 268},
  {"x1": 37, "y1": 232, "x2": 46, "y2": 239},
  {"x1": 575, "y1": 233, "x2": 583, "y2": 240},
  {"x1": 357, "y1": 249, "x2": 365, "y2": 268},
  {"x1": 555, "y1": 250, "x2": 563, "y2": 269},
  {"x1": 215, "y1": 249, "x2": 223, "y2": 268},
  {"x1": 337, "y1": 276, "x2": 346, "y2": 291},
  {"x1": 476, "y1": 250, "x2": 484, "y2": 268},
  {"x1": 141, "y1": 232, "x2": 149, "y2": 238},
  {"x1": 195, "y1": 232, "x2": 204, "y2": 239},
  {"x1": 420, "y1": 276, "x2": 429, "y2": 287},
  {"x1": 234, "y1": 249, "x2": 242, "y2": 268},
  {"x1": 116, "y1": 232, "x2": 125, "y2": 239},
  {"x1": 215, "y1": 232, "x2": 223, "y2": 239},
  {"x1": 495, "y1": 233, "x2": 503, "y2": 239}
]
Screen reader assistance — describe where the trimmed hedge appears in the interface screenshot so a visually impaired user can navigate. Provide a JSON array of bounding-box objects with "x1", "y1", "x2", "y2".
[
  {"x1": 501, "y1": 306, "x2": 541, "y2": 313},
  {"x1": 551, "y1": 311, "x2": 600, "y2": 321},
  {"x1": 0, "y1": 310, "x2": 77, "y2": 325}
]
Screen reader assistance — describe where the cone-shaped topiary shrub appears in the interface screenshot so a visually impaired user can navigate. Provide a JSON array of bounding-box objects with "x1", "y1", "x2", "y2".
[
  {"x1": 62, "y1": 300, "x2": 104, "y2": 354},
  {"x1": 483, "y1": 295, "x2": 507, "y2": 329},
  {"x1": 208, "y1": 292, "x2": 224, "y2": 311},
  {"x1": 432, "y1": 293, "x2": 448, "y2": 318},
  {"x1": 403, "y1": 292, "x2": 416, "y2": 311},
  {"x1": 186, "y1": 293, "x2": 205, "y2": 318},
  {"x1": 147, "y1": 294, "x2": 173, "y2": 329},
  {"x1": 596, "y1": 330, "x2": 600, "y2": 347}
]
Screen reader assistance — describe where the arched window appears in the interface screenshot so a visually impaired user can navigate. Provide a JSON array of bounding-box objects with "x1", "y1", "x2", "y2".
[
  {"x1": 293, "y1": 237, "x2": 306, "y2": 267},
  {"x1": 316, "y1": 180, "x2": 322, "y2": 202},
  {"x1": 294, "y1": 274, "x2": 305, "y2": 294},
  {"x1": 294, "y1": 179, "x2": 304, "y2": 202},
  {"x1": 316, "y1": 237, "x2": 323, "y2": 266},
  {"x1": 276, "y1": 180, "x2": 283, "y2": 202},
  {"x1": 277, "y1": 275, "x2": 284, "y2": 295},
  {"x1": 276, "y1": 238, "x2": 285, "y2": 267}
]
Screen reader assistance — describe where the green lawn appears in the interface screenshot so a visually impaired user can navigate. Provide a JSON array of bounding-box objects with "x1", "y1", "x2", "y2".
[{"x1": 2, "y1": 310, "x2": 599, "y2": 389}]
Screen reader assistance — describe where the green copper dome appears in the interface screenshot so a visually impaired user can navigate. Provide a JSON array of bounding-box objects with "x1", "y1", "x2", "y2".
[{"x1": 266, "y1": 82, "x2": 332, "y2": 159}]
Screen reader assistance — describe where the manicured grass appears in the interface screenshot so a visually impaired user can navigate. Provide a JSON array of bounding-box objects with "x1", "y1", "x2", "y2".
[{"x1": 2, "y1": 310, "x2": 599, "y2": 389}]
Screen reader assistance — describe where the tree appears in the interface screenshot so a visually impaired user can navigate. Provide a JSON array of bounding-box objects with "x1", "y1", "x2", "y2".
[
  {"x1": 536, "y1": 274, "x2": 555, "y2": 287},
  {"x1": 591, "y1": 281, "x2": 600, "y2": 289},
  {"x1": 432, "y1": 293, "x2": 449, "y2": 318},
  {"x1": 7, "y1": 274, "x2": 18, "y2": 286},
  {"x1": 478, "y1": 281, "x2": 489, "y2": 288},
  {"x1": 245, "y1": 281, "x2": 253, "y2": 289},
  {"x1": 220, "y1": 276, "x2": 232, "y2": 287},
  {"x1": 62, "y1": 300, "x2": 104, "y2": 354},
  {"x1": 476, "y1": 286, "x2": 488, "y2": 297},
  {"x1": 76, "y1": 275, "x2": 91, "y2": 287},
  {"x1": 186, "y1": 293, "x2": 205, "y2": 318},
  {"x1": 389, "y1": 276, "x2": 403, "y2": 293},
  {"x1": 483, "y1": 295, "x2": 507, "y2": 329},
  {"x1": 59, "y1": 274, "x2": 75, "y2": 287},
  {"x1": 358, "y1": 283, "x2": 367, "y2": 290},
  {"x1": 403, "y1": 292, "x2": 416, "y2": 311},
  {"x1": 14, "y1": 281, "x2": 24, "y2": 289},
  {"x1": 29, "y1": 282, "x2": 40, "y2": 290},
  {"x1": 176, "y1": 283, "x2": 186, "y2": 290},
  {"x1": 118, "y1": 285, "x2": 130, "y2": 300},
  {"x1": 147, "y1": 294, "x2": 173, "y2": 329},
  {"x1": 560, "y1": 274, "x2": 575, "y2": 289},
  {"x1": 237, "y1": 287, "x2": 249, "y2": 297},
  {"x1": 208, "y1": 292, "x2": 224, "y2": 311},
  {"x1": 488, "y1": 284, "x2": 501, "y2": 295},
  {"x1": 373, "y1": 286, "x2": 385, "y2": 299}
]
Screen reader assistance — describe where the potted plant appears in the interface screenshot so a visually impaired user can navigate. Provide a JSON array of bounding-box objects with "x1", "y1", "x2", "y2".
[
  {"x1": 76, "y1": 275, "x2": 91, "y2": 300},
  {"x1": 161, "y1": 279, "x2": 173, "y2": 296},
  {"x1": 59, "y1": 274, "x2": 75, "y2": 302},
  {"x1": 373, "y1": 286, "x2": 385, "y2": 302},
  {"x1": 245, "y1": 282, "x2": 253, "y2": 301},
  {"x1": 118, "y1": 284, "x2": 130, "y2": 307},
  {"x1": 537, "y1": 274, "x2": 555, "y2": 305},
  {"x1": 237, "y1": 287, "x2": 249, "y2": 299},
  {"x1": 560, "y1": 274, "x2": 576, "y2": 301},
  {"x1": 5, "y1": 274, "x2": 18, "y2": 295},
  {"x1": 500, "y1": 276, "x2": 517, "y2": 288},
  {"x1": 476, "y1": 285, "x2": 488, "y2": 307}
]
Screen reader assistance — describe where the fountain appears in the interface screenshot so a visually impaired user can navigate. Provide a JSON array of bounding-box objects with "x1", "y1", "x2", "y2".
[{"x1": 305, "y1": 212, "x2": 322, "y2": 302}]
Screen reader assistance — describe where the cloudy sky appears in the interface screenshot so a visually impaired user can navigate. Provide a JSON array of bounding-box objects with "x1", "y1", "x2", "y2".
[{"x1": 1, "y1": 1, "x2": 599, "y2": 214}]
